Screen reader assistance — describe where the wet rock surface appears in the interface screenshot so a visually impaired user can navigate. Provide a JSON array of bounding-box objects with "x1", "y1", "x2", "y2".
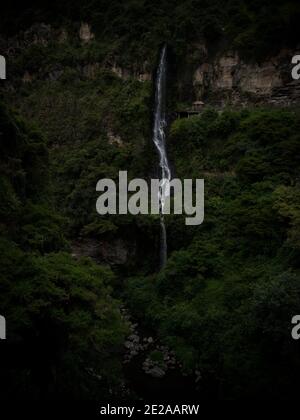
[
  {"x1": 122, "y1": 308, "x2": 189, "y2": 377},
  {"x1": 120, "y1": 307, "x2": 202, "y2": 400}
]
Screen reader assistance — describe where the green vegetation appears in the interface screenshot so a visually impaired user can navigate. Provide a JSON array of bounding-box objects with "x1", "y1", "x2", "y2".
[
  {"x1": 0, "y1": 103, "x2": 128, "y2": 399},
  {"x1": 5, "y1": 38, "x2": 163, "y2": 273},
  {"x1": 1, "y1": 0, "x2": 300, "y2": 401},
  {"x1": 2, "y1": 0, "x2": 300, "y2": 62},
  {"x1": 125, "y1": 109, "x2": 300, "y2": 398}
]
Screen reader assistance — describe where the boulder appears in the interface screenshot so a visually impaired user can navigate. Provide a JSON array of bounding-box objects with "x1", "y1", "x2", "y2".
[{"x1": 148, "y1": 366, "x2": 165, "y2": 379}]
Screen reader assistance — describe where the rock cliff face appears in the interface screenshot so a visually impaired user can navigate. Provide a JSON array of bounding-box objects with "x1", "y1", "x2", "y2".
[
  {"x1": 2, "y1": 23, "x2": 299, "y2": 107},
  {"x1": 191, "y1": 46, "x2": 300, "y2": 107},
  {"x1": 79, "y1": 23, "x2": 94, "y2": 43},
  {"x1": 72, "y1": 238, "x2": 136, "y2": 266},
  {"x1": 0, "y1": 23, "x2": 152, "y2": 84},
  {"x1": 1, "y1": 24, "x2": 300, "y2": 271},
  {"x1": 109, "y1": 62, "x2": 152, "y2": 82}
]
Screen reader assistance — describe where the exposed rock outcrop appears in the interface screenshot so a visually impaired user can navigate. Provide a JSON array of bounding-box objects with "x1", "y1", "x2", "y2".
[
  {"x1": 107, "y1": 130, "x2": 124, "y2": 147},
  {"x1": 109, "y1": 61, "x2": 151, "y2": 82},
  {"x1": 2, "y1": 23, "x2": 300, "y2": 105},
  {"x1": 99, "y1": 238, "x2": 136, "y2": 265},
  {"x1": 79, "y1": 23, "x2": 94, "y2": 43},
  {"x1": 192, "y1": 46, "x2": 300, "y2": 107},
  {"x1": 71, "y1": 237, "x2": 136, "y2": 266},
  {"x1": 0, "y1": 22, "x2": 151, "y2": 83}
]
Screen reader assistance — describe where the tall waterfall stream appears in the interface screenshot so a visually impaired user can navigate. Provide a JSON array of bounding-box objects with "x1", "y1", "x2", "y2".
[{"x1": 152, "y1": 46, "x2": 171, "y2": 268}]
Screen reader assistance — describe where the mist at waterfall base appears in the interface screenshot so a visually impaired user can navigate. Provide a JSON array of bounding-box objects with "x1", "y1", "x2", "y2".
[{"x1": 153, "y1": 46, "x2": 171, "y2": 269}]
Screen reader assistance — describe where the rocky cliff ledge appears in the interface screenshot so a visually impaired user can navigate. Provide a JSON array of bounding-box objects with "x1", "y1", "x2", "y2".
[
  {"x1": 191, "y1": 45, "x2": 300, "y2": 107},
  {"x1": 1, "y1": 23, "x2": 300, "y2": 108}
]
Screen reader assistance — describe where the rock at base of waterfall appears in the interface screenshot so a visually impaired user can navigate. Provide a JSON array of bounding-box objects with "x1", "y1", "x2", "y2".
[
  {"x1": 128, "y1": 334, "x2": 139, "y2": 342},
  {"x1": 124, "y1": 341, "x2": 134, "y2": 349},
  {"x1": 148, "y1": 366, "x2": 166, "y2": 378}
]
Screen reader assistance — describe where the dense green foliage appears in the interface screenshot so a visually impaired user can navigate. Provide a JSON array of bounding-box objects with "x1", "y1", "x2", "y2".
[
  {"x1": 125, "y1": 109, "x2": 300, "y2": 398},
  {"x1": 0, "y1": 103, "x2": 128, "y2": 399},
  {"x1": 2, "y1": 0, "x2": 300, "y2": 62},
  {"x1": 15, "y1": 75, "x2": 152, "y2": 231}
]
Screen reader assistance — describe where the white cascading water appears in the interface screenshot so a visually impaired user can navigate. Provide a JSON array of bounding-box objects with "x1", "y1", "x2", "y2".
[{"x1": 152, "y1": 45, "x2": 171, "y2": 268}]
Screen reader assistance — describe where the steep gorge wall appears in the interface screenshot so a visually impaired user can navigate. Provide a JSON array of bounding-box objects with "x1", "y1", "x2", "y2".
[
  {"x1": 180, "y1": 42, "x2": 300, "y2": 108},
  {"x1": 0, "y1": 23, "x2": 152, "y2": 85},
  {"x1": 1, "y1": 23, "x2": 299, "y2": 108},
  {"x1": 1, "y1": 23, "x2": 300, "y2": 271}
]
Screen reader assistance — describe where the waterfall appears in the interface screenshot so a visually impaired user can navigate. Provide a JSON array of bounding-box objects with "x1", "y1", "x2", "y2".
[{"x1": 153, "y1": 45, "x2": 171, "y2": 268}]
